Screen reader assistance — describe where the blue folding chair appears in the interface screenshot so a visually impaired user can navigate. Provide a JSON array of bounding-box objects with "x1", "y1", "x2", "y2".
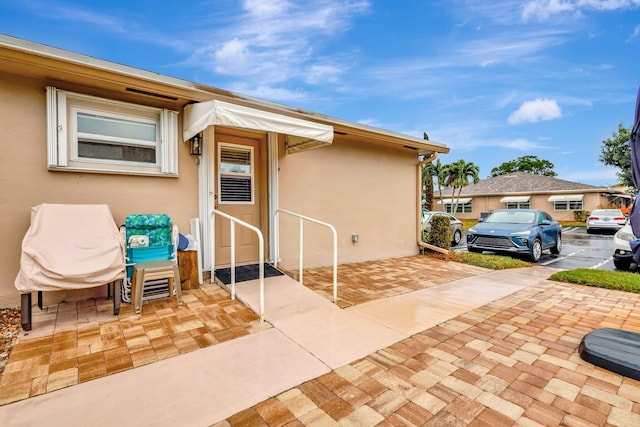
[{"x1": 120, "y1": 214, "x2": 181, "y2": 310}]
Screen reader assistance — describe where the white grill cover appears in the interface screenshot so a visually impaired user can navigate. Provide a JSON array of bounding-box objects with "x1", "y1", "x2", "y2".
[
  {"x1": 183, "y1": 100, "x2": 334, "y2": 153},
  {"x1": 15, "y1": 204, "x2": 125, "y2": 293}
]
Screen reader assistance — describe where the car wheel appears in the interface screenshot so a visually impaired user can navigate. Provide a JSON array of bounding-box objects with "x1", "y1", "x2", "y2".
[
  {"x1": 586, "y1": 228, "x2": 592, "y2": 234},
  {"x1": 452, "y1": 229, "x2": 462, "y2": 246},
  {"x1": 530, "y1": 239, "x2": 542, "y2": 262},
  {"x1": 550, "y1": 233, "x2": 562, "y2": 255},
  {"x1": 614, "y1": 259, "x2": 631, "y2": 271}
]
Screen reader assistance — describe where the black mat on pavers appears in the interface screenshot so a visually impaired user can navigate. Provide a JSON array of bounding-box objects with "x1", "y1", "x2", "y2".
[
  {"x1": 579, "y1": 328, "x2": 640, "y2": 382},
  {"x1": 214, "y1": 263, "x2": 284, "y2": 285}
]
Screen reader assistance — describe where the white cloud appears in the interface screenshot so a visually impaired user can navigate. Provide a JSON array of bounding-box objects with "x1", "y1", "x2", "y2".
[
  {"x1": 560, "y1": 167, "x2": 619, "y2": 184},
  {"x1": 522, "y1": 0, "x2": 574, "y2": 21},
  {"x1": 305, "y1": 63, "x2": 346, "y2": 85},
  {"x1": 503, "y1": 138, "x2": 548, "y2": 150},
  {"x1": 242, "y1": 0, "x2": 289, "y2": 17},
  {"x1": 522, "y1": 0, "x2": 640, "y2": 21},
  {"x1": 627, "y1": 24, "x2": 640, "y2": 42},
  {"x1": 508, "y1": 99, "x2": 563, "y2": 124},
  {"x1": 224, "y1": 82, "x2": 309, "y2": 102},
  {"x1": 193, "y1": 0, "x2": 370, "y2": 90}
]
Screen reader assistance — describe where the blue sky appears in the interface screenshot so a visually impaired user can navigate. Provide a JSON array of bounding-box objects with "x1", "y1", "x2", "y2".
[{"x1": 2, "y1": 0, "x2": 639, "y2": 186}]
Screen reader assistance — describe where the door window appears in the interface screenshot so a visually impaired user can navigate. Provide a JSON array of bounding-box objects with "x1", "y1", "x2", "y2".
[{"x1": 218, "y1": 143, "x2": 254, "y2": 204}]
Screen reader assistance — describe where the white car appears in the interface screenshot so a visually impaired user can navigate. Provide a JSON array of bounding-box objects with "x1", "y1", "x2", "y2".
[
  {"x1": 612, "y1": 223, "x2": 637, "y2": 271},
  {"x1": 587, "y1": 209, "x2": 626, "y2": 234}
]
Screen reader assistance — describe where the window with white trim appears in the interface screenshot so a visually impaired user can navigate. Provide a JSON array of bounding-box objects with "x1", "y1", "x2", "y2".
[
  {"x1": 46, "y1": 87, "x2": 179, "y2": 176},
  {"x1": 554, "y1": 200, "x2": 583, "y2": 211},
  {"x1": 218, "y1": 143, "x2": 254, "y2": 204},
  {"x1": 445, "y1": 201, "x2": 472, "y2": 214}
]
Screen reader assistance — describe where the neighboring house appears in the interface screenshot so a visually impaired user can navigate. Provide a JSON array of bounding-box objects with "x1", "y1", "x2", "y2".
[
  {"x1": 433, "y1": 172, "x2": 627, "y2": 221},
  {"x1": 0, "y1": 35, "x2": 449, "y2": 307}
]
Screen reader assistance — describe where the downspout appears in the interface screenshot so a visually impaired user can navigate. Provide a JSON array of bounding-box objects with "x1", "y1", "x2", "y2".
[{"x1": 417, "y1": 152, "x2": 449, "y2": 254}]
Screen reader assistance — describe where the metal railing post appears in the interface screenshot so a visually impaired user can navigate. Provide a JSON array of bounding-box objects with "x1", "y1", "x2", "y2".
[
  {"x1": 211, "y1": 210, "x2": 265, "y2": 322},
  {"x1": 230, "y1": 222, "x2": 235, "y2": 300},
  {"x1": 299, "y1": 218, "x2": 304, "y2": 284},
  {"x1": 275, "y1": 209, "x2": 338, "y2": 304}
]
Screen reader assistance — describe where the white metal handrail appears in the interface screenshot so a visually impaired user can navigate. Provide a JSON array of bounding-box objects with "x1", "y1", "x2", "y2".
[
  {"x1": 275, "y1": 209, "x2": 338, "y2": 304},
  {"x1": 211, "y1": 209, "x2": 265, "y2": 322}
]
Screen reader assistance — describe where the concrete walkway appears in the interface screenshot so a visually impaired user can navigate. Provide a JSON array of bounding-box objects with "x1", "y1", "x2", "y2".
[{"x1": 0, "y1": 267, "x2": 552, "y2": 426}]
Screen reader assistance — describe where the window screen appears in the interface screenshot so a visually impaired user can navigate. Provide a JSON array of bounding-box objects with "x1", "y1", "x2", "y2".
[{"x1": 219, "y1": 145, "x2": 253, "y2": 203}]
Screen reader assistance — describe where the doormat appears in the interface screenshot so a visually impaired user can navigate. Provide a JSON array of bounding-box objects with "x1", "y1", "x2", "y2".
[{"x1": 214, "y1": 263, "x2": 284, "y2": 285}]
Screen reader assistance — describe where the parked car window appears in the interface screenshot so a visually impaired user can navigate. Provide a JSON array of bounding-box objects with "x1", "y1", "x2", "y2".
[{"x1": 486, "y1": 211, "x2": 535, "y2": 224}]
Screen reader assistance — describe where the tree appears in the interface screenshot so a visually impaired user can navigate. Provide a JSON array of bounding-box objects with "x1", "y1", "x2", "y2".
[
  {"x1": 599, "y1": 123, "x2": 633, "y2": 188},
  {"x1": 423, "y1": 158, "x2": 449, "y2": 211},
  {"x1": 420, "y1": 133, "x2": 434, "y2": 210},
  {"x1": 446, "y1": 159, "x2": 480, "y2": 214},
  {"x1": 422, "y1": 160, "x2": 434, "y2": 210},
  {"x1": 490, "y1": 155, "x2": 557, "y2": 177}
]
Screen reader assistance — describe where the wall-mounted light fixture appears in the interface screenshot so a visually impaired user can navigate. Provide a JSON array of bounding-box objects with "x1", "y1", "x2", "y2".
[{"x1": 189, "y1": 133, "x2": 203, "y2": 156}]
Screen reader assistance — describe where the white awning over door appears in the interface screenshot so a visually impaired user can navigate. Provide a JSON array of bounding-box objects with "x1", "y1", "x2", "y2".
[
  {"x1": 500, "y1": 196, "x2": 531, "y2": 203},
  {"x1": 548, "y1": 194, "x2": 584, "y2": 202},
  {"x1": 183, "y1": 100, "x2": 334, "y2": 153}
]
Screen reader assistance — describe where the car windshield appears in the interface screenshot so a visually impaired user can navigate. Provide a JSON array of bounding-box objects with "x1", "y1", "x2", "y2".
[
  {"x1": 485, "y1": 211, "x2": 535, "y2": 224},
  {"x1": 592, "y1": 209, "x2": 623, "y2": 216}
]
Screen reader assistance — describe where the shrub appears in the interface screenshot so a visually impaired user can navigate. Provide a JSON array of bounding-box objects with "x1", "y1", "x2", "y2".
[
  {"x1": 573, "y1": 210, "x2": 590, "y2": 222},
  {"x1": 425, "y1": 215, "x2": 452, "y2": 250}
]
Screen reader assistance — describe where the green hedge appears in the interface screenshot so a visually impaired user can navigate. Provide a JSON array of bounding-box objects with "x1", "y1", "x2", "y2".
[
  {"x1": 425, "y1": 215, "x2": 452, "y2": 250},
  {"x1": 573, "y1": 210, "x2": 590, "y2": 222}
]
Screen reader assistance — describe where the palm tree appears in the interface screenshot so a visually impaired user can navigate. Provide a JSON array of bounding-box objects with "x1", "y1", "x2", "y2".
[
  {"x1": 445, "y1": 160, "x2": 463, "y2": 213},
  {"x1": 445, "y1": 160, "x2": 480, "y2": 214},
  {"x1": 422, "y1": 161, "x2": 435, "y2": 210},
  {"x1": 425, "y1": 159, "x2": 449, "y2": 211},
  {"x1": 422, "y1": 158, "x2": 447, "y2": 210}
]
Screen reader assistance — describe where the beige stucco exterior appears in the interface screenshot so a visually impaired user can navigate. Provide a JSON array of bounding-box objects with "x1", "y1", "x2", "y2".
[
  {"x1": 0, "y1": 35, "x2": 449, "y2": 308},
  {"x1": 0, "y1": 72, "x2": 200, "y2": 307},
  {"x1": 277, "y1": 137, "x2": 419, "y2": 270},
  {"x1": 439, "y1": 192, "x2": 611, "y2": 222}
]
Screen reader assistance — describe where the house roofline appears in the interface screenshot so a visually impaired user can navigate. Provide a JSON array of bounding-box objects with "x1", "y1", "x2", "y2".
[
  {"x1": 435, "y1": 188, "x2": 624, "y2": 198},
  {"x1": 0, "y1": 33, "x2": 449, "y2": 155}
]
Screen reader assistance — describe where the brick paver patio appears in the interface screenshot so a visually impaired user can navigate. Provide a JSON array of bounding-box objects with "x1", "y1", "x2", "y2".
[
  {"x1": 2, "y1": 255, "x2": 640, "y2": 426},
  {"x1": 219, "y1": 280, "x2": 640, "y2": 426},
  {"x1": 301, "y1": 255, "x2": 488, "y2": 308},
  {"x1": 0, "y1": 284, "x2": 268, "y2": 405},
  {"x1": 0, "y1": 255, "x2": 484, "y2": 406}
]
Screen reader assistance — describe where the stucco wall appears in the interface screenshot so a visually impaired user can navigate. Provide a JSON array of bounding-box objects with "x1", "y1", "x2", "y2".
[
  {"x1": 0, "y1": 73, "x2": 199, "y2": 307},
  {"x1": 277, "y1": 137, "x2": 419, "y2": 270},
  {"x1": 449, "y1": 192, "x2": 610, "y2": 221},
  {"x1": 1, "y1": 71, "x2": 425, "y2": 307}
]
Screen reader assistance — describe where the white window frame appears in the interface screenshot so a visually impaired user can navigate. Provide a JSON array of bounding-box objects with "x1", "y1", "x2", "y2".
[
  {"x1": 445, "y1": 201, "x2": 472, "y2": 214},
  {"x1": 218, "y1": 142, "x2": 255, "y2": 205},
  {"x1": 553, "y1": 200, "x2": 583, "y2": 211},
  {"x1": 46, "y1": 86, "x2": 178, "y2": 176}
]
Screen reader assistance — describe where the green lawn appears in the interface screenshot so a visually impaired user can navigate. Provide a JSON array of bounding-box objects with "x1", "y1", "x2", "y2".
[
  {"x1": 438, "y1": 251, "x2": 640, "y2": 295},
  {"x1": 549, "y1": 269, "x2": 640, "y2": 293}
]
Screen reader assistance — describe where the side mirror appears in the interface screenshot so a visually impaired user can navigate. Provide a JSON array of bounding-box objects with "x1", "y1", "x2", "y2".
[{"x1": 541, "y1": 220, "x2": 551, "y2": 226}]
